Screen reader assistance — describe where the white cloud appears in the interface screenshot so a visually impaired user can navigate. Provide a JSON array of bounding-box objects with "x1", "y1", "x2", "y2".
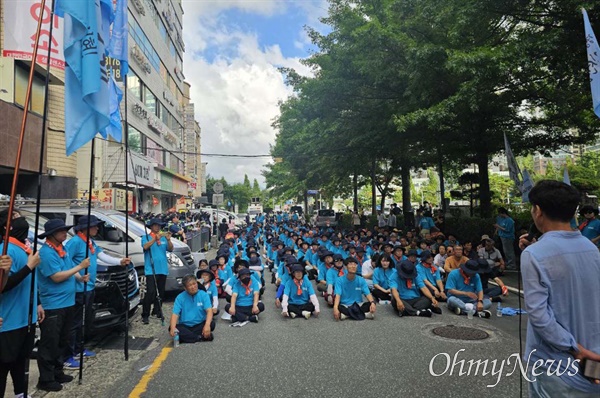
[{"x1": 182, "y1": 1, "x2": 318, "y2": 186}]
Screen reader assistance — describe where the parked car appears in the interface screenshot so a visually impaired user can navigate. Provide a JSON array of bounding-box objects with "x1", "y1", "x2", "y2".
[
  {"x1": 19, "y1": 209, "x2": 140, "y2": 333},
  {"x1": 315, "y1": 209, "x2": 337, "y2": 227}
]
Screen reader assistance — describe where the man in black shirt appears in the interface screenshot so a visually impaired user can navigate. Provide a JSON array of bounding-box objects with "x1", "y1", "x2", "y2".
[{"x1": 476, "y1": 259, "x2": 508, "y2": 302}]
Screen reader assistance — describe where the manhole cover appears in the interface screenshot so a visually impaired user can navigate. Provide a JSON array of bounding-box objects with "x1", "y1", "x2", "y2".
[
  {"x1": 102, "y1": 337, "x2": 154, "y2": 351},
  {"x1": 432, "y1": 325, "x2": 489, "y2": 340}
]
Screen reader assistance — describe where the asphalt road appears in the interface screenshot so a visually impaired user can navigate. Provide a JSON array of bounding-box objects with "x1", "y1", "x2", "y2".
[{"x1": 108, "y1": 270, "x2": 531, "y2": 398}]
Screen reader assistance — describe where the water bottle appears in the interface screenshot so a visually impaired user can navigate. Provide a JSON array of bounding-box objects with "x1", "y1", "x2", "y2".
[
  {"x1": 496, "y1": 302, "x2": 503, "y2": 317},
  {"x1": 173, "y1": 329, "x2": 180, "y2": 348}
]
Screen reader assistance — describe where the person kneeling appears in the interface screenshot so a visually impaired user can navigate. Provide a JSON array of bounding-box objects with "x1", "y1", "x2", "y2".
[
  {"x1": 333, "y1": 257, "x2": 376, "y2": 321},
  {"x1": 390, "y1": 260, "x2": 439, "y2": 317},
  {"x1": 445, "y1": 259, "x2": 492, "y2": 318},
  {"x1": 224, "y1": 268, "x2": 265, "y2": 323},
  {"x1": 281, "y1": 264, "x2": 320, "y2": 319},
  {"x1": 170, "y1": 275, "x2": 215, "y2": 343}
]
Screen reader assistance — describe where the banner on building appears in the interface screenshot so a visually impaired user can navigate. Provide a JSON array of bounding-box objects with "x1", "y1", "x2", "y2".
[{"x1": 2, "y1": 0, "x2": 65, "y2": 70}]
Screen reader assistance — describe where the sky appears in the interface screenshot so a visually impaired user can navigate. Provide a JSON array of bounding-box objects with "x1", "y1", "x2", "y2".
[{"x1": 181, "y1": 0, "x2": 329, "y2": 187}]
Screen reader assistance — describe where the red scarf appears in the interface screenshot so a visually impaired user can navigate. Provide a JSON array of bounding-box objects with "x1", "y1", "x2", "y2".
[
  {"x1": 212, "y1": 269, "x2": 221, "y2": 286},
  {"x1": 405, "y1": 278, "x2": 413, "y2": 289},
  {"x1": 9, "y1": 237, "x2": 31, "y2": 255},
  {"x1": 336, "y1": 266, "x2": 344, "y2": 277},
  {"x1": 242, "y1": 280, "x2": 251, "y2": 295},
  {"x1": 423, "y1": 262, "x2": 437, "y2": 274},
  {"x1": 460, "y1": 269, "x2": 471, "y2": 285},
  {"x1": 294, "y1": 278, "x2": 303, "y2": 295},
  {"x1": 150, "y1": 232, "x2": 162, "y2": 245},
  {"x1": 579, "y1": 219, "x2": 590, "y2": 231},
  {"x1": 77, "y1": 232, "x2": 95, "y2": 254},
  {"x1": 46, "y1": 239, "x2": 66, "y2": 258}
]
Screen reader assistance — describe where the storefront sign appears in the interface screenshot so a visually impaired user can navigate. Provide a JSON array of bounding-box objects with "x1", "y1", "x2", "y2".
[{"x1": 127, "y1": 152, "x2": 153, "y2": 187}]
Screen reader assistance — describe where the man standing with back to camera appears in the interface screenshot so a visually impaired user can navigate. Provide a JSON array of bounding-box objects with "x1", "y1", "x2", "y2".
[{"x1": 520, "y1": 180, "x2": 600, "y2": 397}]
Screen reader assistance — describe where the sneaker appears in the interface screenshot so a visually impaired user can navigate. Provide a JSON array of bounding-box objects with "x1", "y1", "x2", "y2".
[
  {"x1": 453, "y1": 307, "x2": 462, "y2": 315},
  {"x1": 81, "y1": 349, "x2": 96, "y2": 358},
  {"x1": 301, "y1": 311, "x2": 311, "y2": 320},
  {"x1": 142, "y1": 316, "x2": 149, "y2": 324},
  {"x1": 289, "y1": 312, "x2": 297, "y2": 319},
  {"x1": 478, "y1": 310, "x2": 492, "y2": 319},
  {"x1": 380, "y1": 300, "x2": 391, "y2": 305},
  {"x1": 249, "y1": 315, "x2": 259, "y2": 323},
  {"x1": 221, "y1": 312, "x2": 232, "y2": 321},
  {"x1": 339, "y1": 313, "x2": 348, "y2": 321},
  {"x1": 63, "y1": 357, "x2": 80, "y2": 369},
  {"x1": 15, "y1": 394, "x2": 33, "y2": 398},
  {"x1": 365, "y1": 312, "x2": 375, "y2": 320},
  {"x1": 36, "y1": 381, "x2": 63, "y2": 392},
  {"x1": 431, "y1": 306, "x2": 442, "y2": 315},
  {"x1": 417, "y1": 309, "x2": 432, "y2": 318},
  {"x1": 54, "y1": 373, "x2": 74, "y2": 383}
]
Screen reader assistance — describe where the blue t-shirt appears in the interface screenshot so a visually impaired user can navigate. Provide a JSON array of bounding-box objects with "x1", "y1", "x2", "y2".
[
  {"x1": 0, "y1": 243, "x2": 37, "y2": 331},
  {"x1": 372, "y1": 267, "x2": 395, "y2": 290},
  {"x1": 172, "y1": 290, "x2": 211, "y2": 327},
  {"x1": 283, "y1": 276, "x2": 314, "y2": 305},
  {"x1": 334, "y1": 275, "x2": 370, "y2": 306},
  {"x1": 496, "y1": 216, "x2": 515, "y2": 239},
  {"x1": 390, "y1": 273, "x2": 425, "y2": 300},
  {"x1": 232, "y1": 278, "x2": 260, "y2": 306},
  {"x1": 65, "y1": 234, "x2": 103, "y2": 292},
  {"x1": 38, "y1": 243, "x2": 76, "y2": 310},
  {"x1": 203, "y1": 280, "x2": 218, "y2": 300},
  {"x1": 141, "y1": 235, "x2": 169, "y2": 275},
  {"x1": 579, "y1": 218, "x2": 600, "y2": 245},
  {"x1": 326, "y1": 267, "x2": 346, "y2": 287},
  {"x1": 419, "y1": 217, "x2": 435, "y2": 230},
  {"x1": 417, "y1": 263, "x2": 441, "y2": 286},
  {"x1": 445, "y1": 269, "x2": 482, "y2": 297}
]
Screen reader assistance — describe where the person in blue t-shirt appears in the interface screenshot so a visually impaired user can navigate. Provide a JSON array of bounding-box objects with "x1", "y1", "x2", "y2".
[
  {"x1": 36, "y1": 219, "x2": 91, "y2": 392},
  {"x1": 281, "y1": 264, "x2": 320, "y2": 319},
  {"x1": 169, "y1": 275, "x2": 214, "y2": 343},
  {"x1": 197, "y1": 268, "x2": 219, "y2": 315},
  {"x1": 578, "y1": 205, "x2": 600, "y2": 247},
  {"x1": 224, "y1": 268, "x2": 265, "y2": 323},
  {"x1": 390, "y1": 260, "x2": 437, "y2": 317},
  {"x1": 141, "y1": 218, "x2": 173, "y2": 324},
  {"x1": 333, "y1": 257, "x2": 376, "y2": 321},
  {"x1": 371, "y1": 253, "x2": 395, "y2": 303},
  {"x1": 416, "y1": 250, "x2": 447, "y2": 305},
  {"x1": 325, "y1": 254, "x2": 346, "y2": 306},
  {"x1": 0, "y1": 212, "x2": 42, "y2": 396},
  {"x1": 493, "y1": 207, "x2": 516, "y2": 270},
  {"x1": 445, "y1": 259, "x2": 491, "y2": 318}
]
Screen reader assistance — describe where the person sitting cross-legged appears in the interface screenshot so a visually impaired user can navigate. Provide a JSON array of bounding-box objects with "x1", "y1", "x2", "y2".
[
  {"x1": 224, "y1": 268, "x2": 265, "y2": 323},
  {"x1": 281, "y1": 264, "x2": 320, "y2": 319},
  {"x1": 445, "y1": 259, "x2": 492, "y2": 318},
  {"x1": 333, "y1": 257, "x2": 376, "y2": 321},
  {"x1": 416, "y1": 250, "x2": 447, "y2": 307},
  {"x1": 390, "y1": 260, "x2": 438, "y2": 317},
  {"x1": 169, "y1": 275, "x2": 215, "y2": 344}
]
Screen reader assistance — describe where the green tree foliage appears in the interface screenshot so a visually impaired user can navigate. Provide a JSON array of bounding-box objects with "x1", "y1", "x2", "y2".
[{"x1": 264, "y1": 0, "x2": 600, "y2": 217}]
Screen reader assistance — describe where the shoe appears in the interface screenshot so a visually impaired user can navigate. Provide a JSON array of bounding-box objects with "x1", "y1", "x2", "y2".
[
  {"x1": 81, "y1": 349, "x2": 96, "y2": 358},
  {"x1": 63, "y1": 357, "x2": 80, "y2": 369},
  {"x1": 380, "y1": 300, "x2": 391, "y2": 305},
  {"x1": 431, "y1": 306, "x2": 442, "y2": 315},
  {"x1": 221, "y1": 312, "x2": 232, "y2": 321},
  {"x1": 365, "y1": 312, "x2": 375, "y2": 320},
  {"x1": 302, "y1": 311, "x2": 311, "y2": 319},
  {"x1": 289, "y1": 312, "x2": 297, "y2": 319},
  {"x1": 478, "y1": 310, "x2": 492, "y2": 319},
  {"x1": 417, "y1": 309, "x2": 432, "y2": 318},
  {"x1": 339, "y1": 313, "x2": 348, "y2": 321},
  {"x1": 55, "y1": 373, "x2": 74, "y2": 383},
  {"x1": 491, "y1": 297, "x2": 503, "y2": 303},
  {"x1": 249, "y1": 315, "x2": 259, "y2": 323},
  {"x1": 453, "y1": 307, "x2": 462, "y2": 315},
  {"x1": 36, "y1": 381, "x2": 63, "y2": 392},
  {"x1": 14, "y1": 394, "x2": 33, "y2": 398},
  {"x1": 142, "y1": 316, "x2": 149, "y2": 324}
]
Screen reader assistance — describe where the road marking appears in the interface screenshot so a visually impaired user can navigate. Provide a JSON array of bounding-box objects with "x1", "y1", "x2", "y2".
[{"x1": 129, "y1": 347, "x2": 173, "y2": 398}]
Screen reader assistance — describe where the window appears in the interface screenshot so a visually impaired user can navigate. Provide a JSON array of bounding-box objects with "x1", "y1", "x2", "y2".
[
  {"x1": 14, "y1": 62, "x2": 46, "y2": 115},
  {"x1": 146, "y1": 138, "x2": 163, "y2": 165},
  {"x1": 127, "y1": 125, "x2": 144, "y2": 154},
  {"x1": 127, "y1": 71, "x2": 142, "y2": 100},
  {"x1": 128, "y1": 17, "x2": 160, "y2": 72},
  {"x1": 161, "y1": 104, "x2": 169, "y2": 125},
  {"x1": 144, "y1": 88, "x2": 156, "y2": 115},
  {"x1": 159, "y1": 20, "x2": 168, "y2": 41}
]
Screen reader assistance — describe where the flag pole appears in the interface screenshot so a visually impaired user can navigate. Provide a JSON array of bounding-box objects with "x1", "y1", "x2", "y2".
[
  {"x1": 23, "y1": 0, "x2": 56, "y2": 396},
  {"x1": 79, "y1": 138, "x2": 95, "y2": 384},
  {"x1": 0, "y1": 0, "x2": 48, "y2": 292},
  {"x1": 123, "y1": 73, "x2": 130, "y2": 360}
]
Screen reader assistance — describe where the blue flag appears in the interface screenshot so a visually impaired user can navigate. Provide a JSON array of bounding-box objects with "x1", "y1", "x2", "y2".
[
  {"x1": 101, "y1": 76, "x2": 124, "y2": 142},
  {"x1": 108, "y1": 0, "x2": 129, "y2": 76},
  {"x1": 56, "y1": 0, "x2": 114, "y2": 155},
  {"x1": 583, "y1": 9, "x2": 600, "y2": 119},
  {"x1": 563, "y1": 167, "x2": 571, "y2": 185}
]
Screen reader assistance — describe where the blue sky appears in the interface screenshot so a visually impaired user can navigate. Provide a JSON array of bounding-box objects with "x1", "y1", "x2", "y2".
[{"x1": 182, "y1": 0, "x2": 328, "y2": 186}]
